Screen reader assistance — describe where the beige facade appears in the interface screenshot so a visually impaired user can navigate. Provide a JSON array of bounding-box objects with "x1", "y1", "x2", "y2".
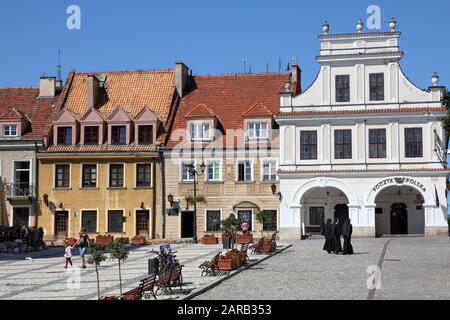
[
  {"x1": 38, "y1": 153, "x2": 162, "y2": 240},
  {"x1": 164, "y1": 151, "x2": 280, "y2": 240}
]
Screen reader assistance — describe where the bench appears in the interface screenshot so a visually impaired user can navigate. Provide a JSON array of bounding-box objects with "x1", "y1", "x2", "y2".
[
  {"x1": 199, "y1": 252, "x2": 221, "y2": 277},
  {"x1": 170, "y1": 265, "x2": 183, "y2": 290},
  {"x1": 239, "y1": 244, "x2": 249, "y2": 264},
  {"x1": 155, "y1": 267, "x2": 173, "y2": 296},
  {"x1": 122, "y1": 274, "x2": 157, "y2": 300},
  {"x1": 249, "y1": 238, "x2": 265, "y2": 255}
]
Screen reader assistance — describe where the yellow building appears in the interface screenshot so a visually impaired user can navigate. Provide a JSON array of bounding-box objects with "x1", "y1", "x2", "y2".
[{"x1": 37, "y1": 64, "x2": 189, "y2": 241}]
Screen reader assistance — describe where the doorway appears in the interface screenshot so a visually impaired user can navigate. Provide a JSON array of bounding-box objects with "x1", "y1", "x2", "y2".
[
  {"x1": 13, "y1": 207, "x2": 30, "y2": 227},
  {"x1": 390, "y1": 203, "x2": 408, "y2": 235},
  {"x1": 181, "y1": 211, "x2": 194, "y2": 238},
  {"x1": 136, "y1": 210, "x2": 150, "y2": 239},
  {"x1": 55, "y1": 211, "x2": 69, "y2": 239},
  {"x1": 334, "y1": 204, "x2": 349, "y2": 233}
]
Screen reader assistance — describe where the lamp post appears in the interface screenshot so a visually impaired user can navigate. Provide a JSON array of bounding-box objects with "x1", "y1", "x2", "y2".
[{"x1": 187, "y1": 162, "x2": 206, "y2": 241}]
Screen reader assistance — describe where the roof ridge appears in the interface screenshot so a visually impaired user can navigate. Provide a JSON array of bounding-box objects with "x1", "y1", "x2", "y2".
[
  {"x1": 0, "y1": 87, "x2": 39, "y2": 90},
  {"x1": 193, "y1": 73, "x2": 289, "y2": 79},
  {"x1": 74, "y1": 69, "x2": 174, "y2": 76},
  {"x1": 277, "y1": 106, "x2": 448, "y2": 116}
]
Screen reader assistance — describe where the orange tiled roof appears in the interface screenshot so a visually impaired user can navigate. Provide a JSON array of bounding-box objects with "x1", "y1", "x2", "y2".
[
  {"x1": 168, "y1": 73, "x2": 290, "y2": 147},
  {"x1": 63, "y1": 69, "x2": 176, "y2": 123},
  {"x1": 185, "y1": 103, "x2": 217, "y2": 118},
  {"x1": 47, "y1": 145, "x2": 158, "y2": 153},
  {"x1": 0, "y1": 88, "x2": 61, "y2": 140},
  {"x1": 277, "y1": 107, "x2": 448, "y2": 117}
]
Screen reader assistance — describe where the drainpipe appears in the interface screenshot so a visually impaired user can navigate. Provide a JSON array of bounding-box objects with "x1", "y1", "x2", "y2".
[
  {"x1": 34, "y1": 141, "x2": 39, "y2": 228},
  {"x1": 151, "y1": 158, "x2": 157, "y2": 239},
  {"x1": 159, "y1": 149, "x2": 167, "y2": 239}
]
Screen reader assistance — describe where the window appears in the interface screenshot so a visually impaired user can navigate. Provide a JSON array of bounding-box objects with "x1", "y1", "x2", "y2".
[
  {"x1": 13, "y1": 161, "x2": 31, "y2": 196},
  {"x1": 262, "y1": 210, "x2": 277, "y2": 231},
  {"x1": 136, "y1": 163, "x2": 152, "y2": 187},
  {"x1": 84, "y1": 126, "x2": 99, "y2": 145},
  {"x1": 237, "y1": 160, "x2": 252, "y2": 182},
  {"x1": 309, "y1": 207, "x2": 325, "y2": 226},
  {"x1": 336, "y1": 75, "x2": 350, "y2": 102},
  {"x1": 370, "y1": 73, "x2": 384, "y2": 101},
  {"x1": 206, "y1": 210, "x2": 221, "y2": 232},
  {"x1": 300, "y1": 131, "x2": 318, "y2": 160},
  {"x1": 247, "y1": 123, "x2": 268, "y2": 140},
  {"x1": 207, "y1": 161, "x2": 221, "y2": 181},
  {"x1": 57, "y1": 127, "x2": 72, "y2": 145},
  {"x1": 335, "y1": 130, "x2": 352, "y2": 159},
  {"x1": 138, "y1": 125, "x2": 153, "y2": 145},
  {"x1": 111, "y1": 126, "x2": 126, "y2": 145},
  {"x1": 81, "y1": 211, "x2": 97, "y2": 233},
  {"x1": 55, "y1": 164, "x2": 70, "y2": 188},
  {"x1": 3, "y1": 125, "x2": 18, "y2": 137},
  {"x1": 82, "y1": 164, "x2": 97, "y2": 188},
  {"x1": 108, "y1": 210, "x2": 124, "y2": 233},
  {"x1": 237, "y1": 210, "x2": 252, "y2": 231},
  {"x1": 262, "y1": 160, "x2": 277, "y2": 181},
  {"x1": 181, "y1": 162, "x2": 195, "y2": 182},
  {"x1": 369, "y1": 129, "x2": 387, "y2": 159},
  {"x1": 109, "y1": 164, "x2": 124, "y2": 188},
  {"x1": 191, "y1": 123, "x2": 210, "y2": 141},
  {"x1": 405, "y1": 128, "x2": 423, "y2": 158}
]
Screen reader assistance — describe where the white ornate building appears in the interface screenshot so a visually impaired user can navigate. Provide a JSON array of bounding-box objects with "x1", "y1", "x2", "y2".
[{"x1": 277, "y1": 19, "x2": 448, "y2": 239}]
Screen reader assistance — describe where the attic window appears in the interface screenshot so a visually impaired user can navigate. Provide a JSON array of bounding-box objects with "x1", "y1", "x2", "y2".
[
  {"x1": 111, "y1": 126, "x2": 126, "y2": 145},
  {"x1": 191, "y1": 123, "x2": 210, "y2": 141},
  {"x1": 3, "y1": 125, "x2": 18, "y2": 137},
  {"x1": 138, "y1": 125, "x2": 153, "y2": 145},
  {"x1": 57, "y1": 127, "x2": 72, "y2": 145}
]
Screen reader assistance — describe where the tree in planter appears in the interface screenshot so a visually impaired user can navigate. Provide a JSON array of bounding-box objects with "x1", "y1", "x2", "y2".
[
  {"x1": 221, "y1": 214, "x2": 240, "y2": 249},
  {"x1": 108, "y1": 240, "x2": 129, "y2": 295},
  {"x1": 256, "y1": 210, "x2": 274, "y2": 239},
  {"x1": 87, "y1": 243, "x2": 107, "y2": 300}
]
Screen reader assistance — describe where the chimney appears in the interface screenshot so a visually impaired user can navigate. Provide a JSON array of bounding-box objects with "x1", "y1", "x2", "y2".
[
  {"x1": 175, "y1": 62, "x2": 189, "y2": 98},
  {"x1": 87, "y1": 75, "x2": 100, "y2": 109},
  {"x1": 291, "y1": 64, "x2": 302, "y2": 95},
  {"x1": 39, "y1": 77, "x2": 56, "y2": 98}
]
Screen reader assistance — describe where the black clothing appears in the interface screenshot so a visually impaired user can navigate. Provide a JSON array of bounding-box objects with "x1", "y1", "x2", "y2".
[
  {"x1": 79, "y1": 233, "x2": 89, "y2": 248},
  {"x1": 331, "y1": 222, "x2": 342, "y2": 253},
  {"x1": 322, "y1": 220, "x2": 333, "y2": 253},
  {"x1": 342, "y1": 219, "x2": 354, "y2": 255}
]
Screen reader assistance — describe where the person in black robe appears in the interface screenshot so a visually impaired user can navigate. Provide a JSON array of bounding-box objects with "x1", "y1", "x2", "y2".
[
  {"x1": 331, "y1": 218, "x2": 343, "y2": 254},
  {"x1": 342, "y1": 218, "x2": 354, "y2": 255},
  {"x1": 322, "y1": 219, "x2": 333, "y2": 254}
]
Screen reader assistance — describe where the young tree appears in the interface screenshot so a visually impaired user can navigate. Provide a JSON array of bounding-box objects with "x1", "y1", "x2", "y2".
[
  {"x1": 256, "y1": 210, "x2": 273, "y2": 238},
  {"x1": 108, "y1": 240, "x2": 129, "y2": 295},
  {"x1": 87, "y1": 243, "x2": 107, "y2": 300}
]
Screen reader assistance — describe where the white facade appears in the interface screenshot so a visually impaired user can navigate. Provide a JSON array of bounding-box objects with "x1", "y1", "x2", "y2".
[{"x1": 277, "y1": 21, "x2": 448, "y2": 239}]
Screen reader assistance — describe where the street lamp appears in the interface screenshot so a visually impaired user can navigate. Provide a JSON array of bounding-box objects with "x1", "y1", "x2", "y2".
[{"x1": 186, "y1": 162, "x2": 206, "y2": 241}]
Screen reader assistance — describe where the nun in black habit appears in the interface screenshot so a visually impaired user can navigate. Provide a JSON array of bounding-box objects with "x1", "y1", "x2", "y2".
[
  {"x1": 322, "y1": 219, "x2": 333, "y2": 254},
  {"x1": 342, "y1": 218, "x2": 354, "y2": 255},
  {"x1": 331, "y1": 218, "x2": 343, "y2": 254}
]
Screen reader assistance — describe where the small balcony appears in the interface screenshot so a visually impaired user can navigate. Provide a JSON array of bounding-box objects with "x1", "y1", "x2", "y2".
[{"x1": 5, "y1": 183, "x2": 35, "y2": 200}]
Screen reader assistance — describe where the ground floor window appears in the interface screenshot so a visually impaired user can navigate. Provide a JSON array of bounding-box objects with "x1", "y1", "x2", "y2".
[
  {"x1": 81, "y1": 210, "x2": 97, "y2": 233},
  {"x1": 237, "y1": 210, "x2": 252, "y2": 231},
  {"x1": 206, "y1": 210, "x2": 221, "y2": 232},
  {"x1": 108, "y1": 210, "x2": 124, "y2": 233},
  {"x1": 261, "y1": 210, "x2": 277, "y2": 231},
  {"x1": 13, "y1": 207, "x2": 29, "y2": 227},
  {"x1": 309, "y1": 207, "x2": 325, "y2": 226}
]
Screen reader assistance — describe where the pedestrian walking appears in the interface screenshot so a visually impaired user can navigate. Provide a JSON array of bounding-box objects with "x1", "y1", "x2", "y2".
[
  {"x1": 331, "y1": 218, "x2": 343, "y2": 254},
  {"x1": 322, "y1": 219, "x2": 333, "y2": 254},
  {"x1": 342, "y1": 218, "x2": 354, "y2": 255},
  {"x1": 64, "y1": 244, "x2": 73, "y2": 269},
  {"x1": 74, "y1": 228, "x2": 90, "y2": 269}
]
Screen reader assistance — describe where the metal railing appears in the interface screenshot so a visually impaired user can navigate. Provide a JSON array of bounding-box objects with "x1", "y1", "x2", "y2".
[{"x1": 5, "y1": 183, "x2": 35, "y2": 198}]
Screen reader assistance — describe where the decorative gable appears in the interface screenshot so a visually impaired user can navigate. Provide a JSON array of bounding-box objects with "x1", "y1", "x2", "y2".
[
  {"x1": 80, "y1": 107, "x2": 106, "y2": 145},
  {"x1": 0, "y1": 108, "x2": 30, "y2": 137},
  {"x1": 106, "y1": 107, "x2": 132, "y2": 145}
]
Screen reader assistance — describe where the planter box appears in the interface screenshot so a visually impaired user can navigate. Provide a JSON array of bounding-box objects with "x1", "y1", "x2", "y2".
[
  {"x1": 262, "y1": 241, "x2": 276, "y2": 253},
  {"x1": 132, "y1": 236, "x2": 146, "y2": 245},
  {"x1": 201, "y1": 236, "x2": 219, "y2": 245},
  {"x1": 96, "y1": 235, "x2": 114, "y2": 245},
  {"x1": 65, "y1": 238, "x2": 77, "y2": 246},
  {"x1": 217, "y1": 255, "x2": 239, "y2": 270},
  {"x1": 236, "y1": 233, "x2": 253, "y2": 244}
]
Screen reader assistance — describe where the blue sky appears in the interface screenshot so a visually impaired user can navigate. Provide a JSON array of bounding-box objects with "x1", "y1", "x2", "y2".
[{"x1": 0, "y1": 0, "x2": 449, "y2": 89}]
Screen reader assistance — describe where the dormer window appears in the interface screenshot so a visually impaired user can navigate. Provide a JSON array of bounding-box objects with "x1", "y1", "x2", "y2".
[
  {"x1": 3, "y1": 125, "x2": 18, "y2": 137},
  {"x1": 247, "y1": 123, "x2": 268, "y2": 140},
  {"x1": 84, "y1": 126, "x2": 99, "y2": 145},
  {"x1": 191, "y1": 123, "x2": 210, "y2": 141},
  {"x1": 138, "y1": 125, "x2": 153, "y2": 145},
  {"x1": 57, "y1": 127, "x2": 72, "y2": 145},
  {"x1": 111, "y1": 126, "x2": 126, "y2": 145}
]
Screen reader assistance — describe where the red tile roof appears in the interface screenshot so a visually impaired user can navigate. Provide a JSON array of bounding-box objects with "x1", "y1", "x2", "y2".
[
  {"x1": 47, "y1": 145, "x2": 158, "y2": 153},
  {"x1": 168, "y1": 73, "x2": 290, "y2": 147},
  {"x1": 241, "y1": 103, "x2": 274, "y2": 117},
  {"x1": 277, "y1": 107, "x2": 448, "y2": 117},
  {"x1": 0, "y1": 88, "x2": 61, "y2": 140},
  {"x1": 185, "y1": 103, "x2": 217, "y2": 119}
]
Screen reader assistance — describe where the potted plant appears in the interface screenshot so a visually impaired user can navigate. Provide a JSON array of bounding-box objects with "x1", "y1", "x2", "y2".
[
  {"x1": 221, "y1": 214, "x2": 239, "y2": 250},
  {"x1": 131, "y1": 235, "x2": 146, "y2": 245},
  {"x1": 96, "y1": 234, "x2": 114, "y2": 245},
  {"x1": 217, "y1": 251, "x2": 239, "y2": 270},
  {"x1": 256, "y1": 210, "x2": 274, "y2": 239},
  {"x1": 200, "y1": 234, "x2": 219, "y2": 245}
]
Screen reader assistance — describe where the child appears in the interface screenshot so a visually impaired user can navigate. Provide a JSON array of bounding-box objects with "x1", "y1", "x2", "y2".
[{"x1": 64, "y1": 244, "x2": 73, "y2": 269}]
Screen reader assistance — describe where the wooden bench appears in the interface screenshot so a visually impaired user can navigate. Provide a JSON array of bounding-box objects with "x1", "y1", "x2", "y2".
[
  {"x1": 199, "y1": 252, "x2": 221, "y2": 277},
  {"x1": 155, "y1": 268, "x2": 173, "y2": 296},
  {"x1": 169, "y1": 265, "x2": 183, "y2": 291},
  {"x1": 239, "y1": 244, "x2": 249, "y2": 264},
  {"x1": 122, "y1": 274, "x2": 157, "y2": 300},
  {"x1": 249, "y1": 238, "x2": 265, "y2": 255}
]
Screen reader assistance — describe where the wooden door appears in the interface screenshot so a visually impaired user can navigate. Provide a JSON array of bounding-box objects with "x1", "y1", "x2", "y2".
[
  {"x1": 55, "y1": 211, "x2": 69, "y2": 239},
  {"x1": 136, "y1": 210, "x2": 150, "y2": 239},
  {"x1": 390, "y1": 204, "x2": 408, "y2": 235}
]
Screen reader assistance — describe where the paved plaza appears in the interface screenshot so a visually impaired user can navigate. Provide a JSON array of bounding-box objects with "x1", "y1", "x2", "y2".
[
  {"x1": 194, "y1": 237, "x2": 450, "y2": 300},
  {"x1": 0, "y1": 237, "x2": 449, "y2": 300}
]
